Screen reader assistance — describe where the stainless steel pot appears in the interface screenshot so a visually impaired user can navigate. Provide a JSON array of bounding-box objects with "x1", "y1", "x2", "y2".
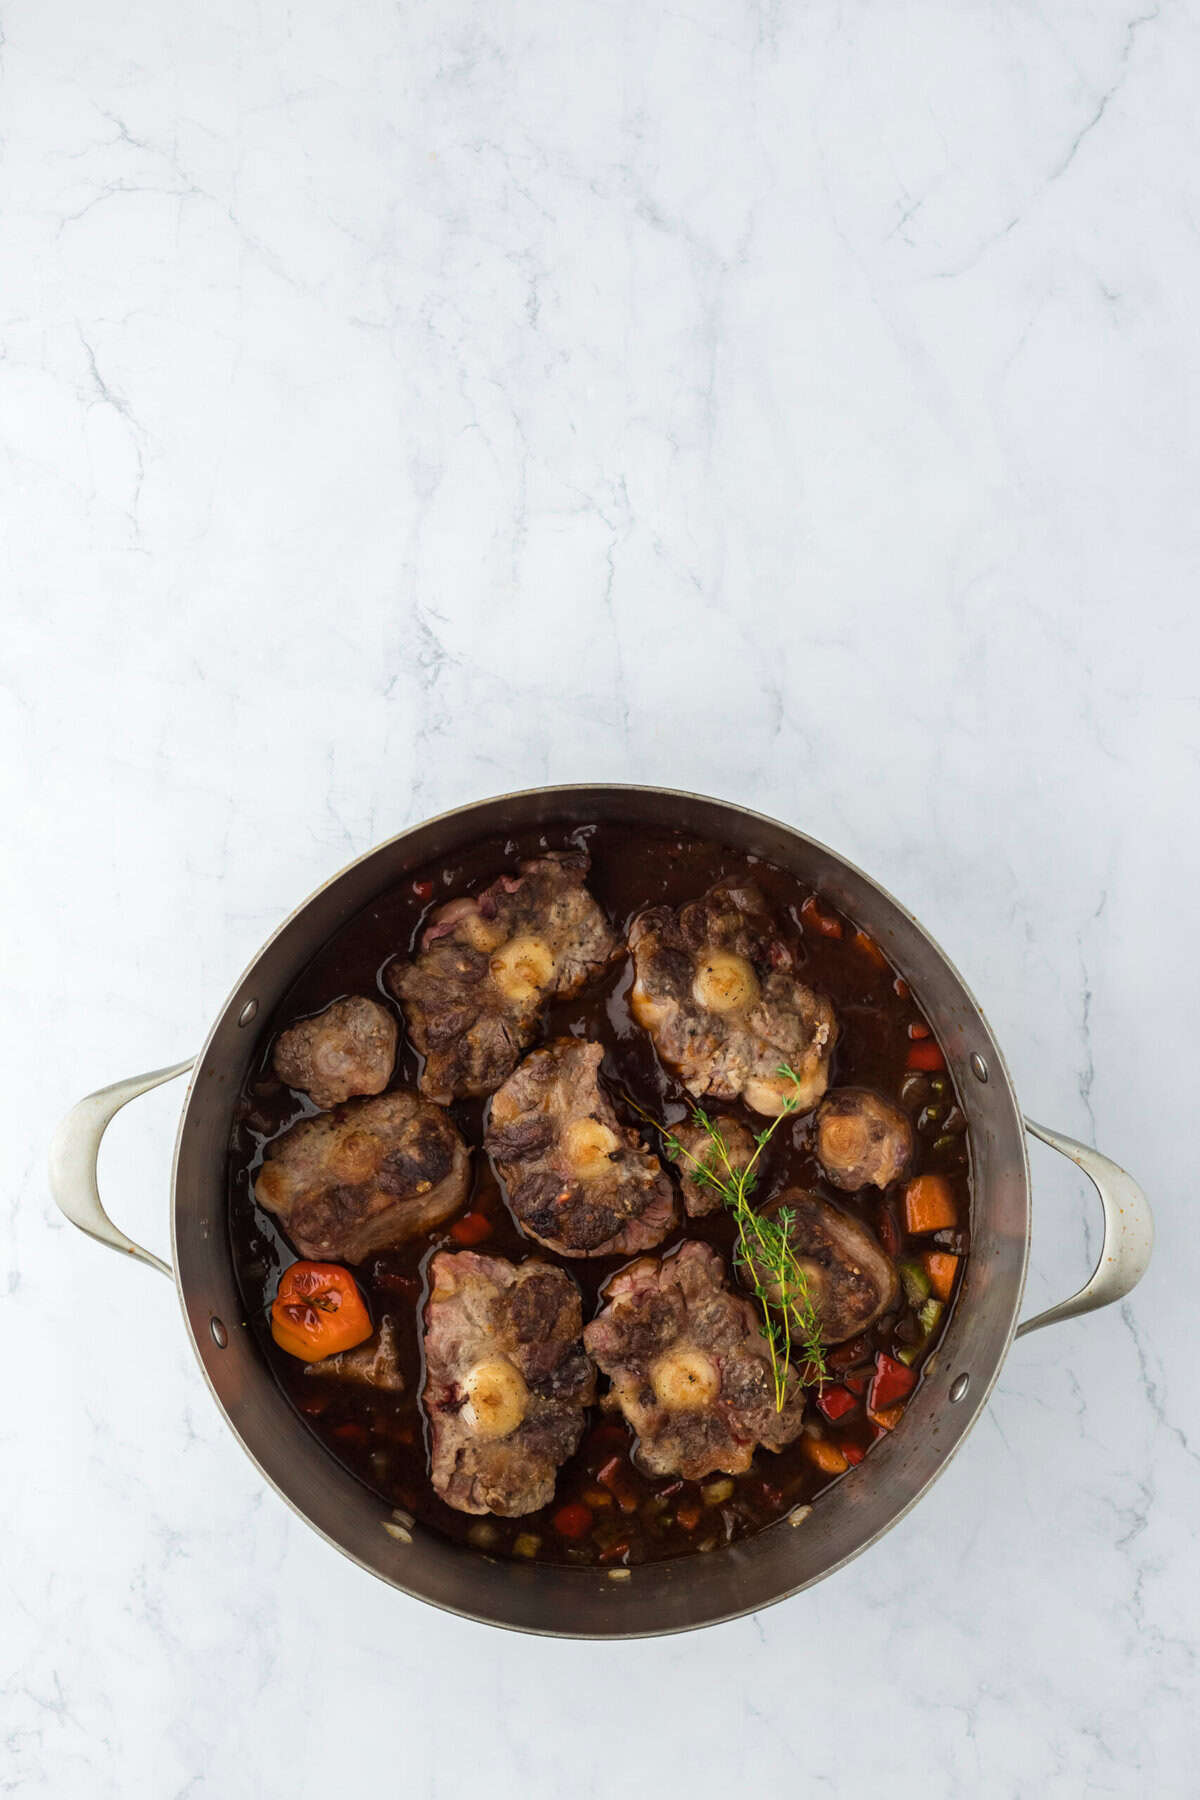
[{"x1": 49, "y1": 786, "x2": 1153, "y2": 1637}]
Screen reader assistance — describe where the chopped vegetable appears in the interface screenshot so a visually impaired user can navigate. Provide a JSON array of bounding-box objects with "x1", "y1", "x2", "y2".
[
  {"x1": 922, "y1": 1251, "x2": 960, "y2": 1302},
  {"x1": 412, "y1": 878, "x2": 434, "y2": 899},
  {"x1": 917, "y1": 1297, "x2": 944, "y2": 1337},
  {"x1": 449, "y1": 1210, "x2": 492, "y2": 1246},
  {"x1": 852, "y1": 929, "x2": 888, "y2": 970},
  {"x1": 903, "y1": 1174, "x2": 957, "y2": 1235},
  {"x1": 841, "y1": 1441, "x2": 866, "y2": 1465},
  {"x1": 907, "y1": 1020, "x2": 931, "y2": 1040},
  {"x1": 869, "y1": 1352, "x2": 917, "y2": 1413},
  {"x1": 893, "y1": 976, "x2": 910, "y2": 999},
  {"x1": 869, "y1": 1403, "x2": 906, "y2": 1432},
  {"x1": 701, "y1": 1478, "x2": 735, "y2": 1506},
  {"x1": 800, "y1": 894, "x2": 843, "y2": 938},
  {"x1": 599, "y1": 1540, "x2": 632, "y2": 1564},
  {"x1": 332, "y1": 1421, "x2": 369, "y2": 1446},
  {"x1": 802, "y1": 1436, "x2": 850, "y2": 1475},
  {"x1": 844, "y1": 1369, "x2": 870, "y2": 1397},
  {"x1": 676, "y1": 1501, "x2": 702, "y2": 1531},
  {"x1": 597, "y1": 1456, "x2": 640, "y2": 1514},
  {"x1": 905, "y1": 1040, "x2": 946, "y2": 1072},
  {"x1": 582, "y1": 1486, "x2": 613, "y2": 1507},
  {"x1": 898, "y1": 1259, "x2": 932, "y2": 1307},
  {"x1": 270, "y1": 1261, "x2": 373, "y2": 1363},
  {"x1": 512, "y1": 1533, "x2": 541, "y2": 1558},
  {"x1": 896, "y1": 1345, "x2": 920, "y2": 1367},
  {"x1": 551, "y1": 1502, "x2": 593, "y2": 1540},
  {"x1": 816, "y1": 1385, "x2": 857, "y2": 1423}
]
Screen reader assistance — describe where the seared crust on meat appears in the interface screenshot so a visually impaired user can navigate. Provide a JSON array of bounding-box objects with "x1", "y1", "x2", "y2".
[
  {"x1": 486, "y1": 1039, "x2": 677, "y2": 1257},
  {"x1": 387, "y1": 852, "x2": 620, "y2": 1102},
  {"x1": 583, "y1": 1241, "x2": 807, "y2": 1479},
  {"x1": 668, "y1": 1116, "x2": 757, "y2": 1218},
  {"x1": 302, "y1": 1316, "x2": 405, "y2": 1391},
  {"x1": 272, "y1": 995, "x2": 398, "y2": 1109},
  {"x1": 423, "y1": 1251, "x2": 596, "y2": 1516},
  {"x1": 255, "y1": 1090, "x2": 470, "y2": 1263},
  {"x1": 628, "y1": 881, "x2": 837, "y2": 1117}
]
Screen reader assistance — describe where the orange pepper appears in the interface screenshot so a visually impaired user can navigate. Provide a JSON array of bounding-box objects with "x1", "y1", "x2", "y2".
[{"x1": 270, "y1": 1261, "x2": 373, "y2": 1363}]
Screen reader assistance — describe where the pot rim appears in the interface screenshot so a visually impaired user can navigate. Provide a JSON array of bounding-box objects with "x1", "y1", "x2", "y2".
[{"x1": 169, "y1": 783, "x2": 1031, "y2": 1635}]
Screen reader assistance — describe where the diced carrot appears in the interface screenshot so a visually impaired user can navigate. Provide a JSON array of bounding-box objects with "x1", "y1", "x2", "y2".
[
  {"x1": 551, "y1": 1502, "x2": 593, "y2": 1540},
  {"x1": 907, "y1": 1020, "x2": 931, "y2": 1040},
  {"x1": 893, "y1": 976, "x2": 910, "y2": 999},
  {"x1": 582, "y1": 1487, "x2": 613, "y2": 1507},
  {"x1": 841, "y1": 1441, "x2": 866, "y2": 1466},
  {"x1": 449, "y1": 1211, "x2": 492, "y2": 1246},
  {"x1": 676, "y1": 1501, "x2": 702, "y2": 1532},
  {"x1": 922, "y1": 1250, "x2": 960, "y2": 1302},
  {"x1": 802, "y1": 1436, "x2": 850, "y2": 1476},
  {"x1": 868, "y1": 1404, "x2": 906, "y2": 1432},
  {"x1": 800, "y1": 894, "x2": 843, "y2": 939},
  {"x1": 905, "y1": 1039, "x2": 946, "y2": 1072},
  {"x1": 904, "y1": 1174, "x2": 957, "y2": 1235},
  {"x1": 852, "y1": 929, "x2": 888, "y2": 970},
  {"x1": 412, "y1": 879, "x2": 434, "y2": 899},
  {"x1": 599, "y1": 1541, "x2": 631, "y2": 1564}
]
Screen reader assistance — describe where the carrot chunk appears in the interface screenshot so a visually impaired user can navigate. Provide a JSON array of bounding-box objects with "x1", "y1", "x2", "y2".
[
  {"x1": 802, "y1": 1436, "x2": 850, "y2": 1476},
  {"x1": 800, "y1": 894, "x2": 844, "y2": 939},
  {"x1": 903, "y1": 1174, "x2": 957, "y2": 1235},
  {"x1": 922, "y1": 1250, "x2": 960, "y2": 1302},
  {"x1": 905, "y1": 1039, "x2": 946, "y2": 1072},
  {"x1": 852, "y1": 929, "x2": 888, "y2": 970}
]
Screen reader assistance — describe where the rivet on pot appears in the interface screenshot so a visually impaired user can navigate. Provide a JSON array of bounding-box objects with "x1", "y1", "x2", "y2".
[
  {"x1": 949, "y1": 1371, "x2": 970, "y2": 1403},
  {"x1": 210, "y1": 1316, "x2": 229, "y2": 1348},
  {"x1": 969, "y1": 1053, "x2": 988, "y2": 1083},
  {"x1": 238, "y1": 999, "x2": 259, "y2": 1027}
]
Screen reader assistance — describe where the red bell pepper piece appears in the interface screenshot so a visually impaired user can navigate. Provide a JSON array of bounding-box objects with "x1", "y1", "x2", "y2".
[
  {"x1": 869, "y1": 1352, "x2": 917, "y2": 1414},
  {"x1": 841, "y1": 1441, "x2": 866, "y2": 1465},
  {"x1": 816, "y1": 1384, "x2": 856, "y2": 1423}
]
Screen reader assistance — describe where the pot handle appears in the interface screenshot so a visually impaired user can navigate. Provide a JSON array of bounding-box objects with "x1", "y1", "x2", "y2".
[
  {"x1": 49, "y1": 1060, "x2": 195, "y2": 1279},
  {"x1": 1016, "y1": 1118, "x2": 1153, "y2": 1337}
]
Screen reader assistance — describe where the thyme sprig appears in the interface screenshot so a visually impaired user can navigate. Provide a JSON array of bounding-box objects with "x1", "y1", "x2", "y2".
[{"x1": 635, "y1": 1065, "x2": 828, "y2": 1410}]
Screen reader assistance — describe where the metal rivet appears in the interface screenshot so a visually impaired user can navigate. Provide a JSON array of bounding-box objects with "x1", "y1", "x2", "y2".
[
  {"x1": 949, "y1": 1371, "x2": 970, "y2": 1403},
  {"x1": 238, "y1": 999, "x2": 259, "y2": 1027},
  {"x1": 970, "y1": 1052, "x2": 988, "y2": 1083},
  {"x1": 210, "y1": 1316, "x2": 228, "y2": 1348}
]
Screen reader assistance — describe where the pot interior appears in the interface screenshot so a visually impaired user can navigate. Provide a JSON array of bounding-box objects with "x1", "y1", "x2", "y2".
[{"x1": 172, "y1": 785, "x2": 1029, "y2": 1636}]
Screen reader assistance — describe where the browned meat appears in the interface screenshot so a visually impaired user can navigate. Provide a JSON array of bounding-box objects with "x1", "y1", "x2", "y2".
[
  {"x1": 255, "y1": 1090, "x2": 470, "y2": 1263},
  {"x1": 583, "y1": 1241, "x2": 807, "y2": 1479},
  {"x1": 303, "y1": 1316, "x2": 404, "y2": 1391},
  {"x1": 628, "y1": 881, "x2": 837, "y2": 1117},
  {"x1": 667, "y1": 1115, "x2": 757, "y2": 1218},
  {"x1": 486, "y1": 1039, "x2": 676, "y2": 1257},
  {"x1": 747, "y1": 1190, "x2": 899, "y2": 1344},
  {"x1": 387, "y1": 852, "x2": 620, "y2": 1103},
  {"x1": 816, "y1": 1087, "x2": 913, "y2": 1191},
  {"x1": 422, "y1": 1251, "x2": 596, "y2": 1516},
  {"x1": 272, "y1": 995, "x2": 398, "y2": 1109}
]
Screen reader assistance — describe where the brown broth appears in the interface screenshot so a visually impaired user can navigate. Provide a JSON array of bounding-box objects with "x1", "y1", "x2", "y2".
[{"x1": 227, "y1": 822, "x2": 970, "y2": 1567}]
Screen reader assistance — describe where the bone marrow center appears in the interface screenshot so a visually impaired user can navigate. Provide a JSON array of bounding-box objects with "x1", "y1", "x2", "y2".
[
  {"x1": 462, "y1": 1358, "x2": 529, "y2": 1439},
  {"x1": 650, "y1": 1347, "x2": 720, "y2": 1410},
  {"x1": 692, "y1": 952, "x2": 759, "y2": 1015},
  {"x1": 490, "y1": 935, "x2": 555, "y2": 1003}
]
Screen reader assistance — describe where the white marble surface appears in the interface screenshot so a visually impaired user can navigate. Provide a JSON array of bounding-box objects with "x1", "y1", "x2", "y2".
[{"x1": 4, "y1": 0, "x2": 1198, "y2": 1791}]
